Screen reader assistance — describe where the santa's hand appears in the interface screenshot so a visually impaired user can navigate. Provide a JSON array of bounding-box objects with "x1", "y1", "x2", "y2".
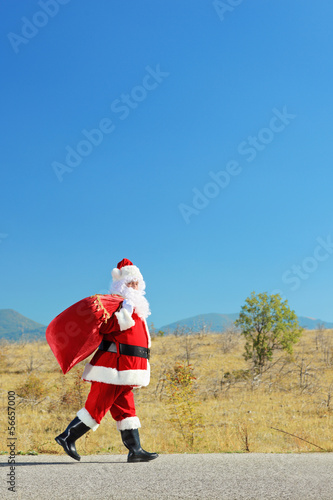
[
  {"x1": 115, "y1": 299, "x2": 136, "y2": 331},
  {"x1": 122, "y1": 299, "x2": 134, "y2": 316}
]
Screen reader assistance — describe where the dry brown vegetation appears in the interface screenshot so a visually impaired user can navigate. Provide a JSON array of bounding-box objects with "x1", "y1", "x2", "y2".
[{"x1": 1, "y1": 327, "x2": 332, "y2": 456}]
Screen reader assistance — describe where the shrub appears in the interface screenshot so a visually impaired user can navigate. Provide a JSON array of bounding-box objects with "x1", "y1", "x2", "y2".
[
  {"x1": 164, "y1": 363, "x2": 202, "y2": 449},
  {"x1": 16, "y1": 373, "x2": 47, "y2": 405}
]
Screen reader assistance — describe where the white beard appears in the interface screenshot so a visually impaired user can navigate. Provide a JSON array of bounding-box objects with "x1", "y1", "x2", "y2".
[{"x1": 109, "y1": 279, "x2": 151, "y2": 320}]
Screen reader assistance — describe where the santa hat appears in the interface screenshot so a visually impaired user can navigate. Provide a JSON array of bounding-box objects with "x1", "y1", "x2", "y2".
[{"x1": 111, "y1": 258, "x2": 143, "y2": 283}]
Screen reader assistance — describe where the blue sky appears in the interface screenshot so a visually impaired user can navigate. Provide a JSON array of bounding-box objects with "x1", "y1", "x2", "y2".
[{"x1": 1, "y1": 0, "x2": 333, "y2": 328}]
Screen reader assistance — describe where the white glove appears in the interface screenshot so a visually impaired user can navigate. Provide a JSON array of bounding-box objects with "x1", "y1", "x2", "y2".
[{"x1": 122, "y1": 299, "x2": 134, "y2": 316}]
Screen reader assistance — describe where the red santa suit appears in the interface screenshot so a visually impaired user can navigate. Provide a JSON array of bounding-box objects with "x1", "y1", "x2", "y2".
[
  {"x1": 48, "y1": 258, "x2": 158, "y2": 463},
  {"x1": 76, "y1": 259, "x2": 151, "y2": 432}
]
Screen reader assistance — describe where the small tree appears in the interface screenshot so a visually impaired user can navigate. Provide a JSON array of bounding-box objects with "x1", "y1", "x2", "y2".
[
  {"x1": 164, "y1": 363, "x2": 202, "y2": 449},
  {"x1": 235, "y1": 292, "x2": 303, "y2": 374}
]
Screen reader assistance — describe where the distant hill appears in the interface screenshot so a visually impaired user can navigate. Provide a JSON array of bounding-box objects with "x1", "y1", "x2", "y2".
[
  {"x1": 298, "y1": 316, "x2": 333, "y2": 330},
  {"x1": 0, "y1": 309, "x2": 46, "y2": 342},
  {"x1": 1, "y1": 309, "x2": 332, "y2": 343},
  {"x1": 159, "y1": 313, "x2": 333, "y2": 334},
  {"x1": 158, "y1": 313, "x2": 239, "y2": 334}
]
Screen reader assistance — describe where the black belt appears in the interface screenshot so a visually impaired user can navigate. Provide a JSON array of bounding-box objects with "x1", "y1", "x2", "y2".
[{"x1": 98, "y1": 340, "x2": 150, "y2": 360}]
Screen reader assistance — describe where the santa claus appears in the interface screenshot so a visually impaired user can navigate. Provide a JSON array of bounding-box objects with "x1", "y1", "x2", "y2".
[{"x1": 52, "y1": 258, "x2": 158, "y2": 462}]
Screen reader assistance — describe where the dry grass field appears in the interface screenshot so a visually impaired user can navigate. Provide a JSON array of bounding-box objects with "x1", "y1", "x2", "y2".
[{"x1": 1, "y1": 328, "x2": 332, "y2": 456}]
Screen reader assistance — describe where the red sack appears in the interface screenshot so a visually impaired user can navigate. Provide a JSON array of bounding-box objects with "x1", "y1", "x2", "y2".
[{"x1": 46, "y1": 294, "x2": 123, "y2": 374}]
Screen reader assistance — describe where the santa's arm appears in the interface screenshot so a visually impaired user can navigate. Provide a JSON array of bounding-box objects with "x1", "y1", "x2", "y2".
[{"x1": 100, "y1": 299, "x2": 135, "y2": 334}]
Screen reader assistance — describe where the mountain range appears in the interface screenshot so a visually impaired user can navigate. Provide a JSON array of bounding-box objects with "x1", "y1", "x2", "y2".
[
  {"x1": 0, "y1": 309, "x2": 46, "y2": 342},
  {"x1": 159, "y1": 313, "x2": 333, "y2": 333},
  {"x1": 0, "y1": 309, "x2": 332, "y2": 343}
]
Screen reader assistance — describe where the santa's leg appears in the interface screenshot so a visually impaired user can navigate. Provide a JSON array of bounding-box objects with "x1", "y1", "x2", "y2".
[
  {"x1": 112, "y1": 387, "x2": 159, "y2": 462},
  {"x1": 55, "y1": 417, "x2": 90, "y2": 461},
  {"x1": 56, "y1": 382, "x2": 115, "y2": 460},
  {"x1": 120, "y1": 428, "x2": 159, "y2": 462}
]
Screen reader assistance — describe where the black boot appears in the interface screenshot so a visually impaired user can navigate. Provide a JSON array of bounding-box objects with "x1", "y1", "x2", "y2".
[
  {"x1": 55, "y1": 417, "x2": 90, "y2": 461},
  {"x1": 121, "y1": 428, "x2": 158, "y2": 463}
]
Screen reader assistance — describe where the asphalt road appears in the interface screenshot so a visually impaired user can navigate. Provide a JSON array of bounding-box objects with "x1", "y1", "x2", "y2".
[{"x1": 1, "y1": 453, "x2": 332, "y2": 500}]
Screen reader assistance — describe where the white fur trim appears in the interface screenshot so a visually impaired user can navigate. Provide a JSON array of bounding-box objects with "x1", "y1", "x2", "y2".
[
  {"x1": 115, "y1": 307, "x2": 135, "y2": 331},
  {"x1": 77, "y1": 407, "x2": 99, "y2": 431},
  {"x1": 82, "y1": 362, "x2": 150, "y2": 387},
  {"x1": 116, "y1": 417, "x2": 141, "y2": 431},
  {"x1": 112, "y1": 265, "x2": 143, "y2": 283},
  {"x1": 143, "y1": 319, "x2": 151, "y2": 348},
  {"x1": 111, "y1": 268, "x2": 122, "y2": 280}
]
